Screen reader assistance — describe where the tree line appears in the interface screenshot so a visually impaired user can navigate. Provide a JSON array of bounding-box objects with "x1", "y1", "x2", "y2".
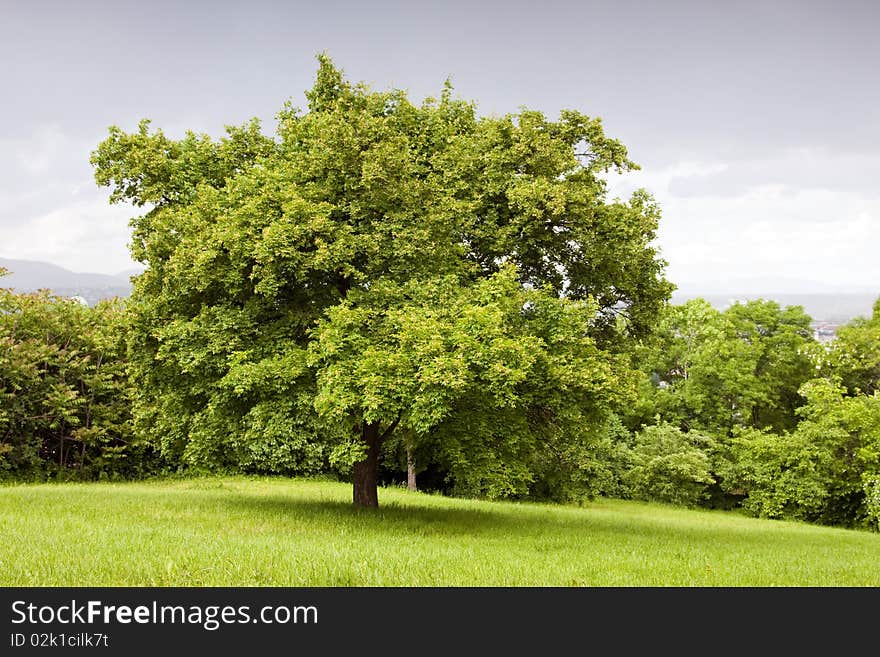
[{"x1": 1, "y1": 56, "x2": 878, "y2": 529}]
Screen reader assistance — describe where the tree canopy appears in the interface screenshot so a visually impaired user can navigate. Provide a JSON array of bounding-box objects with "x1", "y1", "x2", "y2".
[
  {"x1": 92, "y1": 55, "x2": 672, "y2": 506},
  {"x1": 635, "y1": 298, "x2": 817, "y2": 435}
]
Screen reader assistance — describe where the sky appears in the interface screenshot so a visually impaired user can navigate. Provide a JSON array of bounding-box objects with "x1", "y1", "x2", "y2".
[{"x1": 1, "y1": 0, "x2": 878, "y2": 294}]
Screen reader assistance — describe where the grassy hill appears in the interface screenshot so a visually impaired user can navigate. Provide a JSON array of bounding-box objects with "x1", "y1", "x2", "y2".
[{"x1": 1, "y1": 476, "x2": 878, "y2": 586}]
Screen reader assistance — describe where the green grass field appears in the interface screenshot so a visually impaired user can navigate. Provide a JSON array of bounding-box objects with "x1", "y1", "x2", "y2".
[{"x1": 1, "y1": 476, "x2": 878, "y2": 586}]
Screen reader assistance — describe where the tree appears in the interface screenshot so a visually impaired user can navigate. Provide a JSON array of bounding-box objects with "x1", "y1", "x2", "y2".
[
  {"x1": 827, "y1": 297, "x2": 880, "y2": 396},
  {"x1": 724, "y1": 378, "x2": 880, "y2": 527},
  {"x1": 0, "y1": 270, "x2": 145, "y2": 479},
  {"x1": 92, "y1": 55, "x2": 671, "y2": 506},
  {"x1": 308, "y1": 269, "x2": 636, "y2": 504},
  {"x1": 636, "y1": 298, "x2": 816, "y2": 435}
]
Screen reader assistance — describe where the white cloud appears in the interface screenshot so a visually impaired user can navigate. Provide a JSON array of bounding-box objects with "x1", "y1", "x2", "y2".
[
  {"x1": 0, "y1": 196, "x2": 137, "y2": 274},
  {"x1": 608, "y1": 160, "x2": 729, "y2": 202},
  {"x1": 0, "y1": 124, "x2": 138, "y2": 274},
  {"x1": 607, "y1": 156, "x2": 880, "y2": 294}
]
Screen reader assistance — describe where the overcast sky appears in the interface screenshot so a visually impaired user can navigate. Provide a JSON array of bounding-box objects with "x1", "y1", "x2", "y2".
[{"x1": 1, "y1": 0, "x2": 878, "y2": 293}]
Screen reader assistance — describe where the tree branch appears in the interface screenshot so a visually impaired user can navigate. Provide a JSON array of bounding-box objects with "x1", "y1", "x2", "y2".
[{"x1": 379, "y1": 415, "x2": 402, "y2": 443}]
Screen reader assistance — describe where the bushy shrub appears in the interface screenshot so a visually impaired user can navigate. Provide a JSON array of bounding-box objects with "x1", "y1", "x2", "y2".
[
  {"x1": 624, "y1": 423, "x2": 715, "y2": 506},
  {"x1": 0, "y1": 277, "x2": 161, "y2": 480},
  {"x1": 724, "y1": 379, "x2": 880, "y2": 527}
]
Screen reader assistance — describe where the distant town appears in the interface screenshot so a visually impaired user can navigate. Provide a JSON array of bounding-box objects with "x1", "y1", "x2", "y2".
[
  {"x1": 811, "y1": 321, "x2": 842, "y2": 344},
  {"x1": 0, "y1": 257, "x2": 135, "y2": 307}
]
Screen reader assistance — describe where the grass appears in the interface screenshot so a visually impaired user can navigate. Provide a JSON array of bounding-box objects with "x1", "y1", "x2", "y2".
[{"x1": 1, "y1": 476, "x2": 878, "y2": 586}]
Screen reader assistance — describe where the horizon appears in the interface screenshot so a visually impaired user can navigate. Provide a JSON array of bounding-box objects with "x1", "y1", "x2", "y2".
[
  {"x1": 3, "y1": 255, "x2": 879, "y2": 297},
  {"x1": 3, "y1": 254, "x2": 880, "y2": 297},
  {"x1": 2, "y1": 256, "x2": 877, "y2": 327}
]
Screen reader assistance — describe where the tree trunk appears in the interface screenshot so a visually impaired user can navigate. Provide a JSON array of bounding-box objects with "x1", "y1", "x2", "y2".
[
  {"x1": 352, "y1": 422, "x2": 381, "y2": 507},
  {"x1": 406, "y1": 445, "x2": 417, "y2": 492}
]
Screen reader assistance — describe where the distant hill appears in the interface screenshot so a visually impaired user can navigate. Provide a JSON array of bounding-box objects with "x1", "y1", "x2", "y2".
[{"x1": 0, "y1": 258, "x2": 136, "y2": 305}]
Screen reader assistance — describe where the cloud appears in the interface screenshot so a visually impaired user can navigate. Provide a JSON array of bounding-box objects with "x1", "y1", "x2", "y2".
[
  {"x1": 608, "y1": 160, "x2": 730, "y2": 201},
  {"x1": 607, "y1": 157, "x2": 880, "y2": 294},
  {"x1": 0, "y1": 124, "x2": 138, "y2": 274},
  {"x1": 665, "y1": 148, "x2": 880, "y2": 199},
  {"x1": 0, "y1": 196, "x2": 137, "y2": 275}
]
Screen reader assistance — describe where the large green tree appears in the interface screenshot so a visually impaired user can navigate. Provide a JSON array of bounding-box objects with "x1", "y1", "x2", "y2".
[{"x1": 92, "y1": 56, "x2": 671, "y2": 506}]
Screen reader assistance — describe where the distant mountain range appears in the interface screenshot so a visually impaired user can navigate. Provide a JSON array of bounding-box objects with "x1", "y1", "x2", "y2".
[
  {"x1": 1, "y1": 258, "x2": 876, "y2": 323},
  {"x1": 0, "y1": 258, "x2": 138, "y2": 305}
]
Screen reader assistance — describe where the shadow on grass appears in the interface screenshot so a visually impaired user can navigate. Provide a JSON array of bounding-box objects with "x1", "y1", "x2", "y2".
[
  {"x1": 9, "y1": 479, "x2": 870, "y2": 549},
  {"x1": 220, "y1": 493, "x2": 522, "y2": 538},
  {"x1": 215, "y1": 490, "x2": 786, "y2": 548}
]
